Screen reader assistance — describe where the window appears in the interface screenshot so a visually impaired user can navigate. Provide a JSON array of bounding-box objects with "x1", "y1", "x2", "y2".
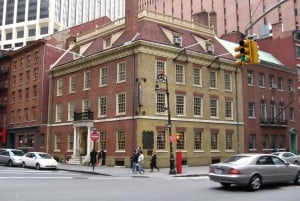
[
  {"x1": 209, "y1": 71, "x2": 217, "y2": 88},
  {"x1": 194, "y1": 131, "x2": 202, "y2": 150},
  {"x1": 224, "y1": 73, "x2": 232, "y2": 91},
  {"x1": 260, "y1": 100, "x2": 267, "y2": 122},
  {"x1": 248, "y1": 102, "x2": 255, "y2": 118},
  {"x1": 117, "y1": 131, "x2": 125, "y2": 150},
  {"x1": 225, "y1": 131, "x2": 233, "y2": 150},
  {"x1": 290, "y1": 107, "x2": 295, "y2": 121},
  {"x1": 27, "y1": 54, "x2": 32, "y2": 65},
  {"x1": 32, "y1": 106, "x2": 36, "y2": 121},
  {"x1": 225, "y1": 99, "x2": 233, "y2": 119},
  {"x1": 156, "y1": 93, "x2": 166, "y2": 113},
  {"x1": 18, "y1": 89, "x2": 22, "y2": 101},
  {"x1": 176, "y1": 95, "x2": 185, "y2": 115},
  {"x1": 193, "y1": 67, "x2": 202, "y2": 86},
  {"x1": 28, "y1": 28, "x2": 36, "y2": 37},
  {"x1": 247, "y1": 71, "x2": 254, "y2": 85},
  {"x1": 17, "y1": 30, "x2": 24, "y2": 38},
  {"x1": 211, "y1": 131, "x2": 218, "y2": 150},
  {"x1": 175, "y1": 64, "x2": 185, "y2": 84},
  {"x1": 173, "y1": 35, "x2": 182, "y2": 46},
  {"x1": 176, "y1": 132, "x2": 185, "y2": 150},
  {"x1": 33, "y1": 67, "x2": 38, "y2": 80},
  {"x1": 117, "y1": 62, "x2": 126, "y2": 82},
  {"x1": 17, "y1": 109, "x2": 21, "y2": 122},
  {"x1": 278, "y1": 77, "x2": 284, "y2": 90},
  {"x1": 104, "y1": 37, "x2": 112, "y2": 49},
  {"x1": 99, "y1": 131, "x2": 107, "y2": 149},
  {"x1": 210, "y1": 97, "x2": 218, "y2": 118},
  {"x1": 156, "y1": 60, "x2": 166, "y2": 75},
  {"x1": 262, "y1": 134, "x2": 269, "y2": 149},
  {"x1": 84, "y1": 71, "x2": 91, "y2": 89},
  {"x1": 269, "y1": 75, "x2": 275, "y2": 88},
  {"x1": 157, "y1": 130, "x2": 166, "y2": 150},
  {"x1": 82, "y1": 99, "x2": 90, "y2": 112},
  {"x1": 40, "y1": 27, "x2": 48, "y2": 35},
  {"x1": 57, "y1": 79, "x2": 63, "y2": 96},
  {"x1": 67, "y1": 133, "x2": 74, "y2": 151},
  {"x1": 25, "y1": 88, "x2": 29, "y2": 99},
  {"x1": 55, "y1": 134, "x2": 61, "y2": 151},
  {"x1": 98, "y1": 96, "x2": 107, "y2": 117},
  {"x1": 249, "y1": 134, "x2": 256, "y2": 149},
  {"x1": 279, "y1": 135, "x2": 285, "y2": 149},
  {"x1": 6, "y1": 32, "x2": 12, "y2": 40},
  {"x1": 193, "y1": 96, "x2": 203, "y2": 117},
  {"x1": 270, "y1": 101, "x2": 276, "y2": 123},
  {"x1": 100, "y1": 67, "x2": 108, "y2": 86},
  {"x1": 40, "y1": 133, "x2": 45, "y2": 147},
  {"x1": 69, "y1": 75, "x2": 76, "y2": 93},
  {"x1": 259, "y1": 73, "x2": 265, "y2": 87},
  {"x1": 68, "y1": 102, "x2": 75, "y2": 121},
  {"x1": 279, "y1": 102, "x2": 285, "y2": 122},
  {"x1": 33, "y1": 85, "x2": 37, "y2": 97},
  {"x1": 287, "y1": 79, "x2": 293, "y2": 91},
  {"x1": 117, "y1": 93, "x2": 126, "y2": 115},
  {"x1": 56, "y1": 104, "x2": 62, "y2": 122}
]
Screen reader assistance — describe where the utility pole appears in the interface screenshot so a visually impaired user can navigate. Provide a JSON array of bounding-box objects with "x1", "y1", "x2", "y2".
[{"x1": 245, "y1": 0, "x2": 289, "y2": 36}]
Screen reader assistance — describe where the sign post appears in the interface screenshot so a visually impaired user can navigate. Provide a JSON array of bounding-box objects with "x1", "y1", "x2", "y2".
[{"x1": 90, "y1": 130, "x2": 99, "y2": 171}]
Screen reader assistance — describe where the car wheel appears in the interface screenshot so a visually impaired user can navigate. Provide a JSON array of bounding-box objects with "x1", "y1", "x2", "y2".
[
  {"x1": 22, "y1": 162, "x2": 26, "y2": 168},
  {"x1": 294, "y1": 171, "x2": 300, "y2": 185},
  {"x1": 36, "y1": 163, "x2": 40, "y2": 170},
  {"x1": 220, "y1": 182, "x2": 231, "y2": 188},
  {"x1": 8, "y1": 160, "x2": 13, "y2": 167},
  {"x1": 248, "y1": 174, "x2": 262, "y2": 191}
]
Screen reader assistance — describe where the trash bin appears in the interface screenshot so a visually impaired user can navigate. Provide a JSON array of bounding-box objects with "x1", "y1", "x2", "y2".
[{"x1": 176, "y1": 151, "x2": 182, "y2": 174}]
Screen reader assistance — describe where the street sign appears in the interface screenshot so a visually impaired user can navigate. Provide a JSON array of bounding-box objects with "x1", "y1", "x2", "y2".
[{"x1": 91, "y1": 131, "x2": 99, "y2": 141}]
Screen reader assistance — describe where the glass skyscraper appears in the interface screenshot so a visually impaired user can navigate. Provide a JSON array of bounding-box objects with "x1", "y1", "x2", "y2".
[{"x1": 0, "y1": 0, "x2": 125, "y2": 50}]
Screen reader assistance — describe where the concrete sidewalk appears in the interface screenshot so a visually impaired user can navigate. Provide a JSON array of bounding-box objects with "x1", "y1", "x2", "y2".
[{"x1": 57, "y1": 163, "x2": 209, "y2": 177}]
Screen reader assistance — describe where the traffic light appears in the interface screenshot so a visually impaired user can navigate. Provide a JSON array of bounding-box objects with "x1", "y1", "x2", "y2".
[
  {"x1": 234, "y1": 39, "x2": 251, "y2": 65},
  {"x1": 250, "y1": 40, "x2": 259, "y2": 64}
]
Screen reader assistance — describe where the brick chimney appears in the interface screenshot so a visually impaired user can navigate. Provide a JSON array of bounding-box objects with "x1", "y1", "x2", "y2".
[{"x1": 124, "y1": 0, "x2": 139, "y2": 41}]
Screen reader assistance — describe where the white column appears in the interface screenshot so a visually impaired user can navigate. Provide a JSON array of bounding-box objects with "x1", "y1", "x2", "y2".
[
  {"x1": 73, "y1": 127, "x2": 77, "y2": 157},
  {"x1": 87, "y1": 126, "x2": 91, "y2": 155}
]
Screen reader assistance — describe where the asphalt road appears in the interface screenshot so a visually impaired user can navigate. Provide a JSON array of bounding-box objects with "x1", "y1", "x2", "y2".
[{"x1": 0, "y1": 166, "x2": 300, "y2": 201}]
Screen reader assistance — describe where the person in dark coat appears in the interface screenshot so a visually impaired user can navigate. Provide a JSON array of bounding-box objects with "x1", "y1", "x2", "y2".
[
  {"x1": 90, "y1": 149, "x2": 97, "y2": 170},
  {"x1": 150, "y1": 150, "x2": 159, "y2": 172}
]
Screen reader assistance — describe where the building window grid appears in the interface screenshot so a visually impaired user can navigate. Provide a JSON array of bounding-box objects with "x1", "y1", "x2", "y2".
[
  {"x1": 117, "y1": 131, "x2": 125, "y2": 150},
  {"x1": 55, "y1": 134, "x2": 61, "y2": 151},
  {"x1": 249, "y1": 134, "x2": 256, "y2": 149},
  {"x1": 260, "y1": 101, "x2": 267, "y2": 121},
  {"x1": 209, "y1": 71, "x2": 217, "y2": 88},
  {"x1": 193, "y1": 67, "x2": 202, "y2": 86},
  {"x1": 194, "y1": 131, "x2": 202, "y2": 150},
  {"x1": 193, "y1": 96, "x2": 203, "y2": 117},
  {"x1": 225, "y1": 100, "x2": 233, "y2": 119},
  {"x1": 117, "y1": 93, "x2": 126, "y2": 115},
  {"x1": 226, "y1": 132, "x2": 233, "y2": 150},
  {"x1": 210, "y1": 98, "x2": 218, "y2": 118},
  {"x1": 156, "y1": 93, "x2": 166, "y2": 114},
  {"x1": 248, "y1": 71, "x2": 254, "y2": 85},
  {"x1": 248, "y1": 102, "x2": 255, "y2": 118},
  {"x1": 262, "y1": 135, "x2": 269, "y2": 149},
  {"x1": 82, "y1": 99, "x2": 90, "y2": 112},
  {"x1": 68, "y1": 102, "x2": 75, "y2": 121},
  {"x1": 176, "y1": 132, "x2": 185, "y2": 150},
  {"x1": 259, "y1": 73, "x2": 265, "y2": 87},
  {"x1": 117, "y1": 62, "x2": 126, "y2": 82},
  {"x1": 100, "y1": 67, "x2": 108, "y2": 86},
  {"x1": 84, "y1": 71, "x2": 91, "y2": 89},
  {"x1": 270, "y1": 101, "x2": 276, "y2": 122},
  {"x1": 175, "y1": 64, "x2": 185, "y2": 84},
  {"x1": 69, "y1": 75, "x2": 76, "y2": 93},
  {"x1": 156, "y1": 60, "x2": 166, "y2": 76},
  {"x1": 56, "y1": 104, "x2": 62, "y2": 122},
  {"x1": 176, "y1": 95, "x2": 185, "y2": 115},
  {"x1": 99, "y1": 131, "x2": 106, "y2": 149},
  {"x1": 290, "y1": 107, "x2": 295, "y2": 121},
  {"x1": 67, "y1": 133, "x2": 74, "y2": 151},
  {"x1": 99, "y1": 96, "x2": 107, "y2": 117},
  {"x1": 157, "y1": 130, "x2": 166, "y2": 150},
  {"x1": 278, "y1": 77, "x2": 284, "y2": 90},
  {"x1": 224, "y1": 73, "x2": 231, "y2": 91},
  {"x1": 211, "y1": 132, "x2": 218, "y2": 150},
  {"x1": 57, "y1": 79, "x2": 63, "y2": 96}
]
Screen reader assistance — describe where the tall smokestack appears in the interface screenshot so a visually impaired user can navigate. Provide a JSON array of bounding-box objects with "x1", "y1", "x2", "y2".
[{"x1": 124, "y1": 0, "x2": 139, "y2": 41}]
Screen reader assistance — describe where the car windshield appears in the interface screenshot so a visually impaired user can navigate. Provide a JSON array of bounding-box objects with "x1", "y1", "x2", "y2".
[
  {"x1": 12, "y1": 150, "x2": 24, "y2": 156},
  {"x1": 223, "y1": 155, "x2": 251, "y2": 165},
  {"x1": 37, "y1": 153, "x2": 52, "y2": 159}
]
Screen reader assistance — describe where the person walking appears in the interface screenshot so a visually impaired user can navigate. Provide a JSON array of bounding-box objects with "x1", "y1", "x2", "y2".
[
  {"x1": 150, "y1": 150, "x2": 159, "y2": 172},
  {"x1": 138, "y1": 150, "x2": 145, "y2": 174},
  {"x1": 98, "y1": 148, "x2": 105, "y2": 167},
  {"x1": 130, "y1": 150, "x2": 139, "y2": 174}
]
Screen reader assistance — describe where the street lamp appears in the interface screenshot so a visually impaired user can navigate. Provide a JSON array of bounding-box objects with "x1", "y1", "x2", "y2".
[{"x1": 155, "y1": 72, "x2": 176, "y2": 175}]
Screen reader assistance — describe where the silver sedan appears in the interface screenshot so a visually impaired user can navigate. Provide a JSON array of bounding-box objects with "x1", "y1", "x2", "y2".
[
  {"x1": 272, "y1": 151, "x2": 300, "y2": 165},
  {"x1": 209, "y1": 153, "x2": 300, "y2": 191}
]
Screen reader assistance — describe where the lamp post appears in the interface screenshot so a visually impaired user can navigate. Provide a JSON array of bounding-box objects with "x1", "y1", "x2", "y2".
[{"x1": 155, "y1": 73, "x2": 176, "y2": 175}]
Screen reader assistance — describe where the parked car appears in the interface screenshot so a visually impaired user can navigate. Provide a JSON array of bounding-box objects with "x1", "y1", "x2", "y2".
[
  {"x1": 272, "y1": 152, "x2": 300, "y2": 165},
  {"x1": 22, "y1": 152, "x2": 58, "y2": 170},
  {"x1": 0, "y1": 148, "x2": 24, "y2": 167},
  {"x1": 208, "y1": 153, "x2": 300, "y2": 191}
]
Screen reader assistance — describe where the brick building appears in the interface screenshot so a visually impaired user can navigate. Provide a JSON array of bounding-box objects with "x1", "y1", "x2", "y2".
[{"x1": 48, "y1": 0, "x2": 245, "y2": 167}]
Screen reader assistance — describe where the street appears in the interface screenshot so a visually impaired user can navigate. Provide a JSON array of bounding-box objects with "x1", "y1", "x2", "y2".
[{"x1": 0, "y1": 166, "x2": 299, "y2": 201}]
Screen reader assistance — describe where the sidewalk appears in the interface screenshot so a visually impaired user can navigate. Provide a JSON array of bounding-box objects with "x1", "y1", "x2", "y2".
[{"x1": 57, "y1": 163, "x2": 209, "y2": 177}]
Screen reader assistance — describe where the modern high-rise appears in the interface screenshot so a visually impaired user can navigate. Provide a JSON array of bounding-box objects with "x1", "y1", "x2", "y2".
[
  {"x1": 144, "y1": 0, "x2": 299, "y2": 38},
  {"x1": 0, "y1": 0, "x2": 125, "y2": 50}
]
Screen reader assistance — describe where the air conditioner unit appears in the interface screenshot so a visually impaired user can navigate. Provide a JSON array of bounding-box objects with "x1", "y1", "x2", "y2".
[
  {"x1": 289, "y1": 87, "x2": 294, "y2": 93},
  {"x1": 271, "y1": 84, "x2": 277, "y2": 89},
  {"x1": 206, "y1": 45, "x2": 214, "y2": 53},
  {"x1": 173, "y1": 38, "x2": 182, "y2": 45}
]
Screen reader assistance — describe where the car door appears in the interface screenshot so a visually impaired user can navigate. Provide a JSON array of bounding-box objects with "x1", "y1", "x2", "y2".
[
  {"x1": 25, "y1": 153, "x2": 35, "y2": 167},
  {"x1": 0, "y1": 151, "x2": 9, "y2": 164},
  {"x1": 272, "y1": 156, "x2": 295, "y2": 181},
  {"x1": 256, "y1": 156, "x2": 281, "y2": 183}
]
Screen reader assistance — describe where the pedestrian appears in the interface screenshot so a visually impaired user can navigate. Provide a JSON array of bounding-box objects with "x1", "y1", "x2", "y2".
[
  {"x1": 98, "y1": 148, "x2": 105, "y2": 167},
  {"x1": 90, "y1": 149, "x2": 97, "y2": 171},
  {"x1": 138, "y1": 150, "x2": 145, "y2": 174},
  {"x1": 150, "y1": 150, "x2": 159, "y2": 172},
  {"x1": 130, "y1": 150, "x2": 139, "y2": 174}
]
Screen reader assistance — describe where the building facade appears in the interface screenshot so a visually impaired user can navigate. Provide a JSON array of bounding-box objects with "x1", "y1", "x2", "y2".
[{"x1": 0, "y1": 0, "x2": 125, "y2": 50}]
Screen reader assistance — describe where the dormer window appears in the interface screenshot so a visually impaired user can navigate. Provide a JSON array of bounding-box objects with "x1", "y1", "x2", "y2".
[
  {"x1": 104, "y1": 36, "x2": 112, "y2": 49},
  {"x1": 173, "y1": 35, "x2": 182, "y2": 46}
]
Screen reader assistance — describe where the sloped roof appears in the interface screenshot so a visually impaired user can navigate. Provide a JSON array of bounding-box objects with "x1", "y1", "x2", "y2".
[{"x1": 216, "y1": 38, "x2": 284, "y2": 65}]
